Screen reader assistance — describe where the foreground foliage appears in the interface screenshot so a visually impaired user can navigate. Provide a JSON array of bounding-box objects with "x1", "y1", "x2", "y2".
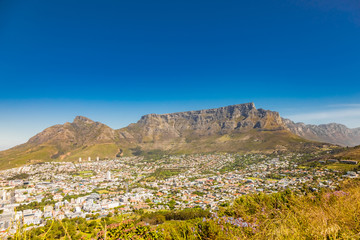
[{"x1": 10, "y1": 179, "x2": 360, "y2": 239}]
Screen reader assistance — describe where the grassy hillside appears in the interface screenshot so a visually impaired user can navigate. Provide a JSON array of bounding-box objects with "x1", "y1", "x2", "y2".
[
  {"x1": 334, "y1": 145, "x2": 360, "y2": 160},
  {"x1": 140, "y1": 129, "x2": 325, "y2": 155},
  {"x1": 0, "y1": 143, "x2": 132, "y2": 170},
  {"x1": 61, "y1": 143, "x2": 123, "y2": 162},
  {"x1": 11, "y1": 179, "x2": 360, "y2": 239},
  {"x1": 0, "y1": 129, "x2": 325, "y2": 170},
  {"x1": 0, "y1": 144, "x2": 57, "y2": 170}
]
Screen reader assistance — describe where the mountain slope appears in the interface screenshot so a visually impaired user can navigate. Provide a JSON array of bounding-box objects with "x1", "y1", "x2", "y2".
[
  {"x1": 0, "y1": 116, "x2": 133, "y2": 169},
  {"x1": 122, "y1": 103, "x2": 320, "y2": 153},
  {"x1": 283, "y1": 119, "x2": 360, "y2": 147},
  {"x1": 125, "y1": 103, "x2": 283, "y2": 141},
  {"x1": 28, "y1": 116, "x2": 117, "y2": 146},
  {"x1": 0, "y1": 103, "x2": 330, "y2": 169},
  {"x1": 332, "y1": 145, "x2": 360, "y2": 160}
]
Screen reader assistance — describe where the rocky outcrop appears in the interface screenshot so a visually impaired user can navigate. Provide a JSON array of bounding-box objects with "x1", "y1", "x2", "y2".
[
  {"x1": 129, "y1": 103, "x2": 360, "y2": 147},
  {"x1": 125, "y1": 103, "x2": 285, "y2": 142}
]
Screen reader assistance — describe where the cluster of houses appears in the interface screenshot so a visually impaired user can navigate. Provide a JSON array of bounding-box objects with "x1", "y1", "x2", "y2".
[{"x1": 0, "y1": 152, "x2": 358, "y2": 237}]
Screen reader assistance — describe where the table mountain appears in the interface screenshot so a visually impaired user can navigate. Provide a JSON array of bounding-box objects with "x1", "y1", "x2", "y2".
[
  {"x1": 0, "y1": 103, "x2": 349, "y2": 169},
  {"x1": 125, "y1": 102, "x2": 284, "y2": 142}
]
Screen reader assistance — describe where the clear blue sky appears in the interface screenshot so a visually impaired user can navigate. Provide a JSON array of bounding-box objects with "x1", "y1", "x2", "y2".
[{"x1": 0, "y1": 0, "x2": 360, "y2": 150}]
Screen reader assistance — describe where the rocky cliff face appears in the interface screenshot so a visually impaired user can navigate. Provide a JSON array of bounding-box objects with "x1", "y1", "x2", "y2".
[
  {"x1": 2, "y1": 102, "x2": 359, "y2": 169},
  {"x1": 283, "y1": 119, "x2": 360, "y2": 147},
  {"x1": 126, "y1": 103, "x2": 285, "y2": 142}
]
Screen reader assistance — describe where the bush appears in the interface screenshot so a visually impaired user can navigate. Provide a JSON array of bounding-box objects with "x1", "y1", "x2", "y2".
[{"x1": 97, "y1": 220, "x2": 163, "y2": 240}]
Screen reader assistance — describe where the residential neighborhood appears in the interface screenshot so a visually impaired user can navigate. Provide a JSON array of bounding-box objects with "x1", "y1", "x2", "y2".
[{"x1": 0, "y1": 153, "x2": 358, "y2": 237}]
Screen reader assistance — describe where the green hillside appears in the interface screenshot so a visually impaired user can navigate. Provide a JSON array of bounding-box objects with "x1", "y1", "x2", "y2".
[
  {"x1": 0, "y1": 144, "x2": 56, "y2": 169},
  {"x1": 0, "y1": 129, "x2": 325, "y2": 170},
  {"x1": 335, "y1": 145, "x2": 360, "y2": 160},
  {"x1": 139, "y1": 129, "x2": 324, "y2": 155}
]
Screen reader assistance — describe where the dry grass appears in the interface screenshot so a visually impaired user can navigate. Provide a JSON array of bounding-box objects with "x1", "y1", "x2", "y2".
[
  {"x1": 228, "y1": 179, "x2": 360, "y2": 239},
  {"x1": 161, "y1": 179, "x2": 360, "y2": 240}
]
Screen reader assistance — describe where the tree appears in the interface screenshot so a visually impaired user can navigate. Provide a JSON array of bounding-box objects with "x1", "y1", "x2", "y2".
[{"x1": 168, "y1": 199, "x2": 176, "y2": 210}]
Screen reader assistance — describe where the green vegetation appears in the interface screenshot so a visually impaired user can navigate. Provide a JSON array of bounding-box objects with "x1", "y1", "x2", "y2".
[
  {"x1": 63, "y1": 193, "x2": 89, "y2": 202},
  {"x1": 325, "y1": 163, "x2": 359, "y2": 172},
  {"x1": 200, "y1": 169, "x2": 214, "y2": 174},
  {"x1": 97, "y1": 189, "x2": 109, "y2": 194},
  {"x1": 16, "y1": 198, "x2": 56, "y2": 212},
  {"x1": 99, "y1": 220, "x2": 162, "y2": 240},
  {"x1": 140, "y1": 208, "x2": 210, "y2": 224},
  {"x1": 335, "y1": 145, "x2": 360, "y2": 160},
  {"x1": 147, "y1": 168, "x2": 181, "y2": 180},
  {"x1": 0, "y1": 142, "x2": 134, "y2": 170},
  {"x1": 167, "y1": 199, "x2": 176, "y2": 210},
  {"x1": 72, "y1": 170, "x2": 95, "y2": 178},
  {"x1": 7, "y1": 173, "x2": 30, "y2": 180},
  {"x1": 131, "y1": 147, "x2": 167, "y2": 160},
  {"x1": 192, "y1": 191, "x2": 206, "y2": 196},
  {"x1": 0, "y1": 144, "x2": 56, "y2": 170},
  {"x1": 169, "y1": 130, "x2": 322, "y2": 156},
  {"x1": 11, "y1": 217, "x2": 110, "y2": 240},
  {"x1": 66, "y1": 143, "x2": 122, "y2": 162},
  {"x1": 220, "y1": 154, "x2": 266, "y2": 173},
  {"x1": 265, "y1": 173, "x2": 285, "y2": 180}
]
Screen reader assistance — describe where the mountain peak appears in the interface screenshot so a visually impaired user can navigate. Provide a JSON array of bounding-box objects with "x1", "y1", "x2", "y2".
[
  {"x1": 231, "y1": 102, "x2": 255, "y2": 109},
  {"x1": 283, "y1": 119, "x2": 360, "y2": 147},
  {"x1": 1, "y1": 102, "x2": 351, "y2": 170},
  {"x1": 73, "y1": 116, "x2": 95, "y2": 124}
]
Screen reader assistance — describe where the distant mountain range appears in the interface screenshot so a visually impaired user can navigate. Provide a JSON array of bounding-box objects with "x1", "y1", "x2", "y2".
[
  {"x1": 1, "y1": 102, "x2": 359, "y2": 169},
  {"x1": 283, "y1": 119, "x2": 360, "y2": 147}
]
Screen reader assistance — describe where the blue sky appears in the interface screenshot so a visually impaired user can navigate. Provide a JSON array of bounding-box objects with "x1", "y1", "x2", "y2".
[{"x1": 0, "y1": 0, "x2": 360, "y2": 150}]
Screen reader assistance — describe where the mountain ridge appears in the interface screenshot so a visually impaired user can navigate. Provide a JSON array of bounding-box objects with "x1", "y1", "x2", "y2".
[
  {"x1": 283, "y1": 118, "x2": 360, "y2": 147},
  {"x1": 0, "y1": 103, "x2": 359, "y2": 169},
  {"x1": 125, "y1": 102, "x2": 285, "y2": 142}
]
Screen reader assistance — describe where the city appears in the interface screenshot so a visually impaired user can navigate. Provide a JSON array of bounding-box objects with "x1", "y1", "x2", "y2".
[{"x1": 1, "y1": 151, "x2": 357, "y2": 237}]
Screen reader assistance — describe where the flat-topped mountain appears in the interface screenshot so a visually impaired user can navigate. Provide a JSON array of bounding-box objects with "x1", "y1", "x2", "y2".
[
  {"x1": 1, "y1": 102, "x2": 358, "y2": 169},
  {"x1": 125, "y1": 103, "x2": 360, "y2": 147},
  {"x1": 119, "y1": 103, "x2": 311, "y2": 155},
  {"x1": 125, "y1": 103, "x2": 284, "y2": 142}
]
